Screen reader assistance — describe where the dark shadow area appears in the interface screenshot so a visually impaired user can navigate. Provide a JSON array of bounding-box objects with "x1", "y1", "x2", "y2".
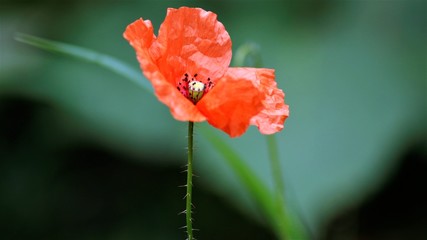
[
  {"x1": 324, "y1": 140, "x2": 427, "y2": 240},
  {"x1": 0, "y1": 96, "x2": 274, "y2": 239}
]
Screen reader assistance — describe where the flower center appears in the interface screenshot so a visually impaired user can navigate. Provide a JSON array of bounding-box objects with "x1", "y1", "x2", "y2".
[
  {"x1": 177, "y1": 73, "x2": 214, "y2": 104},
  {"x1": 189, "y1": 81, "x2": 205, "y2": 103}
]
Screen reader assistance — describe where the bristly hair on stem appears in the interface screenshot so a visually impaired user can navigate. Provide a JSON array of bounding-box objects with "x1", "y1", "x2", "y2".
[{"x1": 185, "y1": 121, "x2": 194, "y2": 240}]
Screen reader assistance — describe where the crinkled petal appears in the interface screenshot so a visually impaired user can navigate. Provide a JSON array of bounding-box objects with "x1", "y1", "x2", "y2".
[
  {"x1": 197, "y1": 68, "x2": 265, "y2": 137},
  {"x1": 123, "y1": 19, "x2": 160, "y2": 85},
  {"x1": 123, "y1": 18, "x2": 155, "y2": 49},
  {"x1": 238, "y1": 68, "x2": 289, "y2": 134},
  {"x1": 124, "y1": 18, "x2": 206, "y2": 122},
  {"x1": 155, "y1": 7, "x2": 232, "y2": 85}
]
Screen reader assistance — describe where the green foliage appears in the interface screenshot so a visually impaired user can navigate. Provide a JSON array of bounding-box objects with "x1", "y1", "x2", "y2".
[{"x1": 2, "y1": 1, "x2": 426, "y2": 239}]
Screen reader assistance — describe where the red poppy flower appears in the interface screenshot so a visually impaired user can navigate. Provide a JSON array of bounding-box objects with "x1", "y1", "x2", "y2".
[{"x1": 124, "y1": 7, "x2": 289, "y2": 137}]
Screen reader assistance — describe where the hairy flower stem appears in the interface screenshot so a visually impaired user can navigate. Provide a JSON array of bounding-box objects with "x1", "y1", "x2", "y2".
[{"x1": 186, "y1": 121, "x2": 194, "y2": 240}]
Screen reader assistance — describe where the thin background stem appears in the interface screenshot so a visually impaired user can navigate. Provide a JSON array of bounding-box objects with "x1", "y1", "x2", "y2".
[
  {"x1": 267, "y1": 135, "x2": 285, "y2": 199},
  {"x1": 266, "y1": 134, "x2": 291, "y2": 239},
  {"x1": 267, "y1": 135, "x2": 308, "y2": 240}
]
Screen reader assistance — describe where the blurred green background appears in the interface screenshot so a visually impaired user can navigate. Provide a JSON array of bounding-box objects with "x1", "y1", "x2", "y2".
[{"x1": 1, "y1": 0, "x2": 426, "y2": 239}]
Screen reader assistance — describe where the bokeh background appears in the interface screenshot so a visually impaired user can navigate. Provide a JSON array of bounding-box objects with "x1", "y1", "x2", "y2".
[{"x1": 1, "y1": 0, "x2": 426, "y2": 239}]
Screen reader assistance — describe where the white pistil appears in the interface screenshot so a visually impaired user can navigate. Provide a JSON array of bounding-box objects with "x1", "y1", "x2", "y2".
[{"x1": 188, "y1": 81, "x2": 205, "y2": 103}]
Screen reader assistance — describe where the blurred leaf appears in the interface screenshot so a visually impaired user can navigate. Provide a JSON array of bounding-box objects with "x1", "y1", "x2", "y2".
[{"x1": 14, "y1": 33, "x2": 152, "y2": 94}]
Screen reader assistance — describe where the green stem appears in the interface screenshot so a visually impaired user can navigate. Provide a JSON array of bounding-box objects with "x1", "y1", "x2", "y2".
[
  {"x1": 267, "y1": 135, "x2": 285, "y2": 202},
  {"x1": 267, "y1": 135, "x2": 308, "y2": 240},
  {"x1": 266, "y1": 134, "x2": 289, "y2": 239},
  {"x1": 186, "y1": 121, "x2": 194, "y2": 240}
]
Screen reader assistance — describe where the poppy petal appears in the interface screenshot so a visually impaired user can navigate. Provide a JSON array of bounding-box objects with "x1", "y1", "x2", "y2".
[
  {"x1": 245, "y1": 68, "x2": 289, "y2": 134},
  {"x1": 155, "y1": 7, "x2": 232, "y2": 85},
  {"x1": 123, "y1": 18, "x2": 159, "y2": 82},
  {"x1": 124, "y1": 18, "x2": 206, "y2": 122},
  {"x1": 197, "y1": 68, "x2": 265, "y2": 137}
]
